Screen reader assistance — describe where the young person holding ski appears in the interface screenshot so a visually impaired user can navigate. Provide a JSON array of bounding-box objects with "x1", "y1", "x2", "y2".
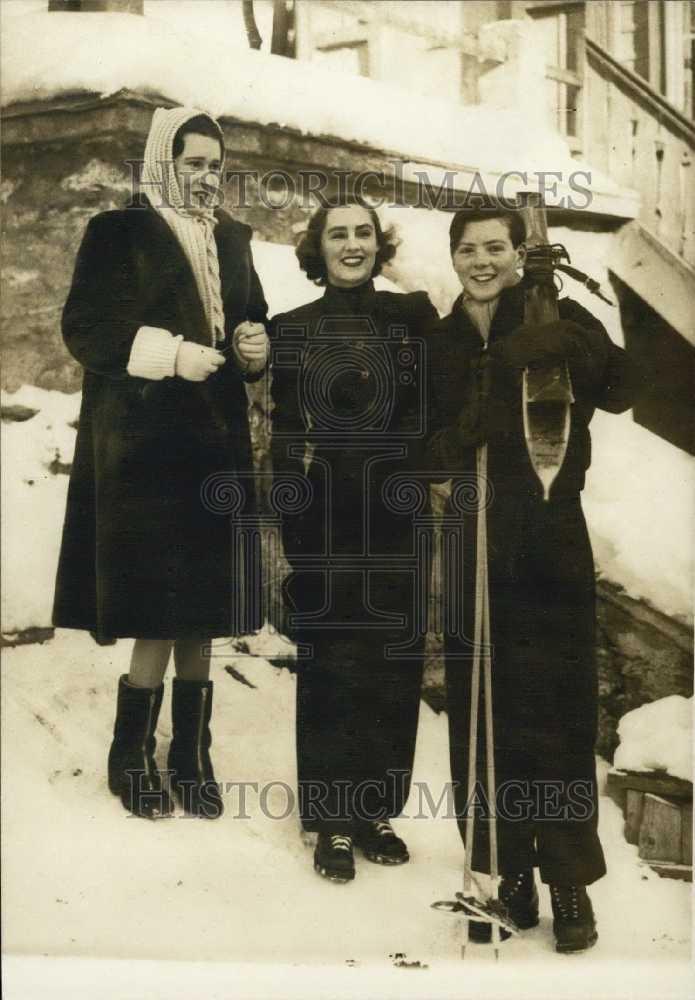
[
  {"x1": 54, "y1": 107, "x2": 269, "y2": 820},
  {"x1": 270, "y1": 196, "x2": 437, "y2": 882},
  {"x1": 427, "y1": 199, "x2": 637, "y2": 952}
]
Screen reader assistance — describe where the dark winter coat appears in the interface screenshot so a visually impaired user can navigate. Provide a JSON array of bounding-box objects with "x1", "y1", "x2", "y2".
[
  {"x1": 53, "y1": 202, "x2": 267, "y2": 640},
  {"x1": 427, "y1": 284, "x2": 637, "y2": 883},
  {"x1": 270, "y1": 281, "x2": 437, "y2": 829},
  {"x1": 271, "y1": 281, "x2": 437, "y2": 624},
  {"x1": 428, "y1": 284, "x2": 637, "y2": 498}
]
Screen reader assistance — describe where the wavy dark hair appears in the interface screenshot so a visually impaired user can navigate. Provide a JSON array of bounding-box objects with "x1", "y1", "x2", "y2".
[
  {"x1": 296, "y1": 196, "x2": 397, "y2": 286},
  {"x1": 449, "y1": 196, "x2": 526, "y2": 252}
]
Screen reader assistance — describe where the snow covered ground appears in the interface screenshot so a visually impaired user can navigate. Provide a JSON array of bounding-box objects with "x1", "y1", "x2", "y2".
[{"x1": 1, "y1": 629, "x2": 692, "y2": 1000}]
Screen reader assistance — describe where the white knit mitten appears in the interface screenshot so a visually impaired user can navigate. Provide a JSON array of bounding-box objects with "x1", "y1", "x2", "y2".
[
  {"x1": 127, "y1": 326, "x2": 183, "y2": 380},
  {"x1": 174, "y1": 341, "x2": 226, "y2": 382}
]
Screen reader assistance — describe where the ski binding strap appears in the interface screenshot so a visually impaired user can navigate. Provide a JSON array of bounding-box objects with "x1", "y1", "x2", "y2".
[{"x1": 431, "y1": 892, "x2": 520, "y2": 936}]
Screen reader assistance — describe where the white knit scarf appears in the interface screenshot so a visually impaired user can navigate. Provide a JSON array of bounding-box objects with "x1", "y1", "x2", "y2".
[{"x1": 141, "y1": 106, "x2": 226, "y2": 345}]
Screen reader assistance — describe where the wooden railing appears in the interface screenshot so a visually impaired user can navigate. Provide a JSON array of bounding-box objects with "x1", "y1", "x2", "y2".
[{"x1": 582, "y1": 35, "x2": 695, "y2": 269}]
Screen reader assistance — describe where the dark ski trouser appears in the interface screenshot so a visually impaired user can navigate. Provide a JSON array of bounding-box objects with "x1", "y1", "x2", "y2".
[
  {"x1": 295, "y1": 632, "x2": 424, "y2": 834},
  {"x1": 444, "y1": 494, "x2": 606, "y2": 885}
]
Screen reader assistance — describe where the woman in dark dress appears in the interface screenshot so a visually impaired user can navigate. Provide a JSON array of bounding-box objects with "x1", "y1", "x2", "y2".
[
  {"x1": 54, "y1": 107, "x2": 269, "y2": 820},
  {"x1": 270, "y1": 197, "x2": 437, "y2": 881},
  {"x1": 427, "y1": 201, "x2": 637, "y2": 952}
]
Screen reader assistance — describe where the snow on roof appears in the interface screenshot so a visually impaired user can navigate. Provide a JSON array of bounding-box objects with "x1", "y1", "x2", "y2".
[{"x1": 2, "y1": 8, "x2": 631, "y2": 210}]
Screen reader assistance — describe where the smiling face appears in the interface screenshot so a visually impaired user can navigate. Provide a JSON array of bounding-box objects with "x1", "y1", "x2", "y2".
[
  {"x1": 173, "y1": 132, "x2": 223, "y2": 210},
  {"x1": 452, "y1": 217, "x2": 525, "y2": 302},
  {"x1": 320, "y1": 205, "x2": 379, "y2": 288}
]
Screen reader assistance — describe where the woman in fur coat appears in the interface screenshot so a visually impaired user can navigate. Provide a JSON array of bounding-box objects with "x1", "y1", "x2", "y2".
[{"x1": 53, "y1": 106, "x2": 269, "y2": 820}]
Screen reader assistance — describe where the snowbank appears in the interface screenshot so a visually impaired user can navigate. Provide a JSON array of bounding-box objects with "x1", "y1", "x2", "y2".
[
  {"x1": 613, "y1": 696, "x2": 693, "y2": 782},
  {"x1": 1, "y1": 630, "x2": 691, "y2": 978},
  {"x1": 550, "y1": 226, "x2": 695, "y2": 623},
  {"x1": 2, "y1": 8, "x2": 627, "y2": 206},
  {"x1": 584, "y1": 410, "x2": 694, "y2": 622},
  {"x1": 1, "y1": 387, "x2": 80, "y2": 635},
  {"x1": 382, "y1": 206, "x2": 459, "y2": 316}
]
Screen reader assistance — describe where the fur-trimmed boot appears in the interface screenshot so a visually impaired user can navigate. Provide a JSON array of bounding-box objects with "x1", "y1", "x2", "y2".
[
  {"x1": 167, "y1": 678, "x2": 224, "y2": 819},
  {"x1": 107, "y1": 675, "x2": 173, "y2": 819}
]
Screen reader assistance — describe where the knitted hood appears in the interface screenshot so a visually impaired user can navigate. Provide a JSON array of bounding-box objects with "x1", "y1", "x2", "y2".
[
  {"x1": 140, "y1": 106, "x2": 225, "y2": 214},
  {"x1": 139, "y1": 107, "x2": 227, "y2": 344}
]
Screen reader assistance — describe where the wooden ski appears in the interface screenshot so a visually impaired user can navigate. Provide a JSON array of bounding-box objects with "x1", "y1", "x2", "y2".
[{"x1": 516, "y1": 191, "x2": 574, "y2": 501}]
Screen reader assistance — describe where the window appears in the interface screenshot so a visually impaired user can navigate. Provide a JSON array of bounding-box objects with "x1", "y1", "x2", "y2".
[
  {"x1": 611, "y1": 1, "x2": 693, "y2": 116},
  {"x1": 529, "y1": 3, "x2": 585, "y2": 143}
]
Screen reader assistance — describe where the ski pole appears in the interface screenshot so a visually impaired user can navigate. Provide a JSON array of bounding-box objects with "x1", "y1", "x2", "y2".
[
  {"x1": 432, "y1": 446, "x2": 512, "y2": 954},
  {"x1": 461, "y1": 441, "x2": 492, "y2": 959},
  {"x1": 478, "y1": 443, "x2": 501, "y2": 959}
]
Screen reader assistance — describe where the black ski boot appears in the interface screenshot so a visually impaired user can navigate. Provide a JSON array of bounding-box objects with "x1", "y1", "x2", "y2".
[
  {"x1": 167, "y1": 678, "x2": 224, "y2": 819},
  {"x1": 550, "y1": 884, "x2": 598, "y2": 953},
  {"x1": 107, "y1": 675, "x2": 173, "y2": 819},
  {"x1": 469, "y1": 870, "x2": 539, "y2": 943},
  {"x1": 314, "y1": 831, "x2": 355, "y2": 882},
  {"x1": 353, "y1": 819, "x2": 409, "y2": 865}
]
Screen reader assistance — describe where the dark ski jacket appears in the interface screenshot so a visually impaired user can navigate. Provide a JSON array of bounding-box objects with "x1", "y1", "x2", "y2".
[
  {"x1": 270, "y1": 281, "x2": 437, "y2": 621},
  {"x1": 427, "y1": 283, "x2": 638, "y2": 500}
]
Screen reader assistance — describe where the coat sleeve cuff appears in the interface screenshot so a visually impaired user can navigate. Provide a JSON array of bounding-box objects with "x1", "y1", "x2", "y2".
[{"x1": 126, "y1": 326, "x2": 183, "y2": 380}]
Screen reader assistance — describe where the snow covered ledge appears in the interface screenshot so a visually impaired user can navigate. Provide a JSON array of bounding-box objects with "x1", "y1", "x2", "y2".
[{"x1": 2, "y1": 8, "x2": 638, "y2": 222}]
